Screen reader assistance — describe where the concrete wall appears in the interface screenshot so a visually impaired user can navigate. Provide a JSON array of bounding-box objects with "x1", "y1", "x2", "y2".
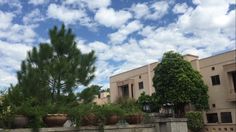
[
  {"x1": 110, "y1": 62, "x2": 158, "y2": 103},
  {"x1": 2, "y1": 118, "x2": 188, "y2": 132}
]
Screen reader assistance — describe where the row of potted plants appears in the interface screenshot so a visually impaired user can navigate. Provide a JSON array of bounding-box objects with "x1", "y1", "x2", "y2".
[{"x1": 6, "y1": 101, "x2": 144, "y2": 129}]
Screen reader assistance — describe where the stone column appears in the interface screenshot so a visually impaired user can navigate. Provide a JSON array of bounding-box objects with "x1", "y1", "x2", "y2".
[{"x1": 154, "y1": 118, "x2": 188, "y2": 132}]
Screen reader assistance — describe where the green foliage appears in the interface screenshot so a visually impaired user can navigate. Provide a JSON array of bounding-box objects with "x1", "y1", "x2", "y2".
[
  {"x1": 0, "y1": 24, "x2": 97, "y2": 128},
  {"x1": 137, "y1": 92, "x2": 161, "y2": 112},
  {"x1": 153, "y1": 51, "x2": 209, "y2": 116},
  {"x1": 186, "y1": 111, "x2": 204, "y2": 132},
  {"x1": 68, "y1": 103, "x2": 101, "y2": 126},
  {"x1": 101, "y1": 104, "x2": 124, "y2": 118},
  {"x1": 78, "y1": 85, "x2": 101, "y2": 103},
  {"x1": 116, "y1": 98, "x2": 142, "y2": 115}
]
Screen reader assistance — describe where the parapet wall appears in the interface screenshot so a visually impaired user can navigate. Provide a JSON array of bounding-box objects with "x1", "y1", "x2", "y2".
[{"x1": 2, "y1": 118, "x2": 188, "y2": 132}]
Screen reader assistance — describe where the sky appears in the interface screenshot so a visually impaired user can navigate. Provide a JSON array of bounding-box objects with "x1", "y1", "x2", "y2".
[{"x1": 0, "y1": 0, "x2": 235, "y2": 91}]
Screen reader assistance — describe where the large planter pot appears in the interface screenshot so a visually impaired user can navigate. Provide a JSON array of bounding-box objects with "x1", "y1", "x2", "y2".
[
  {"x1": 81, "y1": 113, "x2": 98, "y2": 126},
  {"x1": 13, "y1": 115, "x2": 29, "y2": 128},
  {"x1": 106, "y1": 115, "x2": 120, "y2": 125},
  {"x1": 125, "y1": 114, "x2": 143, "y2": 124},
  {"x1": 44, "y1": 114, "x2": 68, "y2": 127}
]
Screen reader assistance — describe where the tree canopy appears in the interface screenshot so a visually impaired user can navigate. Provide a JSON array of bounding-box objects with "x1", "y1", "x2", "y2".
[
  {"x1": 7, "y1": 24, "x2": 96, "y2": 106},
  {"x1": 77, "y1": 85, "x2": 101, "y2": 103},
  {"x1": 153, "y1": 51, "x2": 208, "y2": 117}
]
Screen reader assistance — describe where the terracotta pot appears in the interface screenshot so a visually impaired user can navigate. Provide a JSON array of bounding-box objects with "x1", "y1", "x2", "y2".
[
  {"x1": 81, "y1": 113, "x2": 98, "y2": 126},
  {"x1": 13, "y1": 115, "x2": 29, "y2": 128},
  {"x1": 106, "y1": 115, "x2": 120, "y2": 125},
  {"x1": 125, "y1": 114, "x2": 143, "y2": 124},
  {"x1": 44, "y1": 114, "x2": 68, "y2": 127}
]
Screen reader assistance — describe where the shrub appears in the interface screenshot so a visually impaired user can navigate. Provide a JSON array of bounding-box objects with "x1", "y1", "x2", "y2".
[
  {"x1": 116, "y1": 98, "x2": 142, "y2": 115},
  {"x1": 137, "y1": 92, "x2": 161, "y2": 112},
  {"x1": 186, "y1": 111, "x2": 204, "y2": 132}
]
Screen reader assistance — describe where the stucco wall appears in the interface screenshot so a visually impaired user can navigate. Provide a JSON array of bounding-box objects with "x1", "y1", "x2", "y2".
[{"x1": 2, "y1": 118, "x2": 188, "y2": 132}]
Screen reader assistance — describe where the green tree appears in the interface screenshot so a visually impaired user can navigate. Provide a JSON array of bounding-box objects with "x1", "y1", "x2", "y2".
[
  {"x1": 78, "y1": 85, "x2": 101, "y2": 103},
  {"x1": 153, "y1": 51, "x2": 208, "y2": 117},
  {"x1": 16, "y1": 24, "x2": 96, "y2": 104}
]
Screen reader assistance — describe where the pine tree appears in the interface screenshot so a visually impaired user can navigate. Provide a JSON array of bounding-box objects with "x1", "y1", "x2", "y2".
[{"x1": 15, "y1": 24, "x2": 96, "y2": 105}]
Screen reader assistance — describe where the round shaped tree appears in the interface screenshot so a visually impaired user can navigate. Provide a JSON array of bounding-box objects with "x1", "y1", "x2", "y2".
[{"x1": 153, "y1": 51, "x2": 208, "y2": 117}]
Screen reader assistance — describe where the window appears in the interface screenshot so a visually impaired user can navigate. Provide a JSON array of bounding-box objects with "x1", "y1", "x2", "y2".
[
  {"x1": 212, "y1": 104, "x2": 216, "y2": 108},
  {"x1": 131, "y1": 84, "x2": 134, "y2": 98},
  {"x1": 206, "y1": 113, "x2": 218, "y2": 123},
  {"x1": 231, "y1": 71, "x2": 236, "y2": 93},
  {"x1": 211, "y1": 67, "x2": 215, "y2": 70},
  {"x1": 211, "y1": 75, "x2": 220, "y2": 85},
  {"x1": 139, "y1": 82, "x2": 144, "y2": 89},
  {"x1": 221, "y1": 112, "x2": 232, "y2": 123},
  {"x1": 139, "y1": 75, "x2": 141, "y2": 79}
]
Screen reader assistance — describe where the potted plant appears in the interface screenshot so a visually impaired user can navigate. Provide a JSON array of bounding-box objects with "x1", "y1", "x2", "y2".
[
  {"x1": 117, "y1": 98, "x2": 144, "y2": 124},
  {"x1": 43, "y1": 103, "x2": 68, "y2": 127},
  {"x1": 101, "y1": 104, "x2": 124, "y2": 125},
  {"x1": 80, "y1": 103, "x2": 100, "y2": 126},
  {"x1": 69, "y1": 103, "x2": 100, "y2": 126}
]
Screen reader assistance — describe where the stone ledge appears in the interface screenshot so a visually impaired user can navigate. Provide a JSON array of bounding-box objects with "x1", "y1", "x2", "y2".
[
  {"x1": 154, "y1": 117, "x2": 187, "y2": 123},
  {"x1": 1, "y1": 124, "x2": 155, "y2": 132}
]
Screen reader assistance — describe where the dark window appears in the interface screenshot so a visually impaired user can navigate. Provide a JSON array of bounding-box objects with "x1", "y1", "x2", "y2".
[
  {"x1": 221, "y1": 112, "x2": 232, "y2": 123},
  {"x1": 211, "y1": 75, "x2": 220, "y2": 85},
  {"x1": 131, "y1": 84, "x2": 134, "y2": 98},
  {"x1": 231, "y1": 71, "x2": 236, "y2": 93},
  {"x1": 211, "y1": 67, "x2": 215, "y2": 70},
  {"x1": 212, "y1": 104, "x2": 216, "y2": 108},
  {"x1": 120, "y1": 84, "x2": 129, "y2": 97},
  {"x1": 139, "y1": 75, "x2": 141, "y2": 79},
  {"x1": 206, "y1": 113, "x2": 218, "y2": 123},
  {"x1": 139, "y1": 82, "x2": 144, "y2": 89}
]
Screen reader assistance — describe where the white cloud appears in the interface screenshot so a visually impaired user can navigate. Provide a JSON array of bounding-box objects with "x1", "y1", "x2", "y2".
[
  {"x1": 131, "y1": 3, "x2": 149, "y2": 19},
  {"x1": 0, "y1": 11, "x2": 37, "y2": 43},
  {"x1": 64, "y1": 0, "x2": 111, "y2": 10},
  {"x1": 28, "y1": 0, "x2": 47, "y2": 5},
  {"x1": 82, "y1": 0, "x2": 111, "y2": 10},
  {"x1": 145, "y1": 1, "x2": 169, "y2": 20},
  {"x1": 95, "y1": 8, "x2": 132, "y2": 28},
  {"x1": 173, "y1": 3, "x2": 188, "y2": 14},
  {"x1": 0, "y1": 24, "x2": 36, "y2": 43},
  {"x1": 0, "y1": 40, "x2": 32, "y2": 88},
  {"x1": 109, "y1": 20, "x2": 143, "y2": 44},
  {"x1": 0, "y1": 69, "x2": 17, "y2": 88},
  {"x1": 0, "y1": 11, "x2": 14, "y2": 29},
  {"x1": 23, "y1": 9, "x2": 45, "y2": 24},
  {"x1": 0, "y1": 0, "x2": 22, "y2": 13},
  {"x1": 47, "y1": 4, "x2": 95, "y2": 28},
  {"x1": 177, "y1": 0, "x2": 235, "y2": 39},
  {"x1": 130, "y1": 1, "x2": 169, "y2": 20}
]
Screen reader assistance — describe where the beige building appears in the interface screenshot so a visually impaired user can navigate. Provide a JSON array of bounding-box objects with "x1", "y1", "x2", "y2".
[
  {"x1": 110, "y1": 50, "x2": 236, "y2": 132},
  {"x1": 93, "y1": 91, "x2": 110, "y2": 105}
]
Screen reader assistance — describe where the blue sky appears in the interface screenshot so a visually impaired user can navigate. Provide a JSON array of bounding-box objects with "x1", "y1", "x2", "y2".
[{"x1": 0, "y1": 0, "x2": 235, "y2": 90}]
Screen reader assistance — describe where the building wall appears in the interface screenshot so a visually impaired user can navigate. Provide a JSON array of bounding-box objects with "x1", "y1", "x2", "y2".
[
  {"x1": 93, "y1": 92, "x2": 110, "y2": 105},
  {"x1": 197, "y1": 50, "x2": 236, "y2": 131},
  {"x1": 110, "y1": 50, "x2": 236, "y2": 131},
  {"x1": 110, "y1": 62, "x2": 158, "y2": 103}
]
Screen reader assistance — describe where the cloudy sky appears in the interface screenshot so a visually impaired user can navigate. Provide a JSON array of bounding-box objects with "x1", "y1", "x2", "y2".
[{"x1": 0, "y1": 0, "x2": 235, "y2": 90}]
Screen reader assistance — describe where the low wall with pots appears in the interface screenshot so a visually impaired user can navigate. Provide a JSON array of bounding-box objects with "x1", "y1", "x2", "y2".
[{"x1": 1, "y1": 118, "x2": 188, "y2": 132}]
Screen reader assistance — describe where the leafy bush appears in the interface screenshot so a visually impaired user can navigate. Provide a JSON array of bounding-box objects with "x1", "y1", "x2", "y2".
[
  {"x1": 116, "y1": 98, "x2": 142, "y2": 115},
  {"x1": 101, "y1": 104, "x2": 124, "y2": 118},
  {"x1": 137, "y1": 92, "x2": 161, "y2": 112},
  {"x1": 186, "y1": 111, "x2": 204, "y2": 132}
]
